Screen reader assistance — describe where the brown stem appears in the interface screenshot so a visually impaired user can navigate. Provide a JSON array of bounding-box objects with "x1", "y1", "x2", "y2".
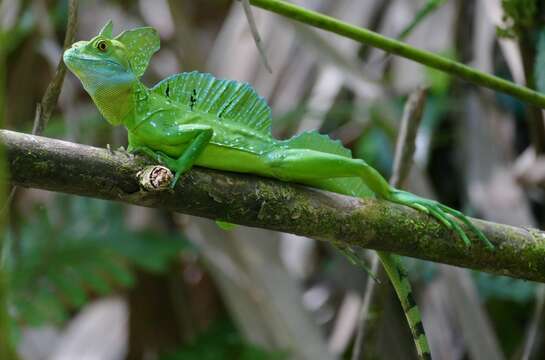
[
  {"x1": 2, "y1": 0, "x2": 79, "y2": 216},
  {"x1": 32, "y1": 0, "x2": 79, "y2": 135}
]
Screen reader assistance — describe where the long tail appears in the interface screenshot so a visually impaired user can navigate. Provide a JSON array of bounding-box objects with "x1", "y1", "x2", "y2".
[
  {"x1": 377, "y1": 251, "x2": 431, "y2": 359},
  {"x1": 283, "y1": 130, "x2": 431, "y2": 357}
]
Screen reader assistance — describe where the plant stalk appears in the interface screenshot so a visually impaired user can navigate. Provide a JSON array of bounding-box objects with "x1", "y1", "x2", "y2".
[{"x1": 249, "y1": 0, "x2": 545, "y2": 108}]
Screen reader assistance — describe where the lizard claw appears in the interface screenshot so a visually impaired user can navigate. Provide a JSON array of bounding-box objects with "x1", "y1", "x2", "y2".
[
  {"x1": 388, "y1": 189, "x2": 493, "y2": 249},
  {"x1": 437, "y1": 204, "x2": 494, "y2": 249},
  {"x1": 128, "y1": 146, "x2": 149, "y2": 156},
  {"x1": 169, "y1": 172, "x2": 182, "y2": 189}
]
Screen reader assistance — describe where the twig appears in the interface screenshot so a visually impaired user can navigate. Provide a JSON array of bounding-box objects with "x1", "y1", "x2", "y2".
[
  {"x1": 396, "y1": 0, "x2": 447, "y2": 42},
  {"x1": 367, "y1": 0, "x2": 447, "y2": 70},
  {"x1": 390, "y1": 87, "x2": 428, "y2": 188},
  {"x1": 32, "y1": 0, "x2": 78, "y2": 135},
  {"x1": 240, "y1": 0, "x2": 273, "y2": 73},
  {"x1": 248, "y1": 0, "x2": 545, "y2": 108},
  {"x1": 521, "y1": 285, "x2": 545, "y2": 359},
  {"x1": 1, "y1": 0, "x2": 78, "y2": 216},
  {"x1": 350, "y1": 254, "x2": 379, "y2": 360},
  {"x1": 351, "y1": 87, "x2": 427, "y2": 360}
]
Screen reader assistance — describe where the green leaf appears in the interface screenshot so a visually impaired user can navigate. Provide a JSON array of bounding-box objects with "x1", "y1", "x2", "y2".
[
  {"x1": 9, "y1": 197, "x2": 189, "y2": 327},
  {"x1": 48, "y1": 270, "x2": 88, "y2": 308},
  {"x1": 77, "y1": 265, "x2": 112, "y2": 296},
  {"x1": 98, "y1": 256, "x2": 135, "y2": 288}
]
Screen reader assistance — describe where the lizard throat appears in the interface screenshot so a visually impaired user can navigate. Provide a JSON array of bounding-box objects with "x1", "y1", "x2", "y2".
[{"x1": 91, "y1": 81, "x2": 139, "y2": 126}]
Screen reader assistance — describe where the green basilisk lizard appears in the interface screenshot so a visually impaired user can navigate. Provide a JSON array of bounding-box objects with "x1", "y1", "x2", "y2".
[{"x1": 63, "y1": 21, "x2": 494, "y2": 359}]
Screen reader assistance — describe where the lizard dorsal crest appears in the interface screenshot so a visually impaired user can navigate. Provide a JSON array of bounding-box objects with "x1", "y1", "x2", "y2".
[
  {"x1": 151, "y1": 71, "x2": 272, "y2": 135},
  {"x1": 286, "y1": 131, "x2": 352, "y2": 157},
  {"x1": 99, "y1": 20, "x2": 113, "y2": 38},
  {"x1": 115, "y1": 27, "x2": 160, "y2": 78}
]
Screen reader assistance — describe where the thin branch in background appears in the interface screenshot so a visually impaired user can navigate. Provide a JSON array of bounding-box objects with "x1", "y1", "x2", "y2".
[
  {"x1": 367, "y1": 0, "x2": 447, "y2": 73},
  {"x1": 351, "y1": 87, "x2": 428, "y2": 360},
  {"x1": 350, "y1": 254, "x2": 379, "y2": 360},
  {"x1": 32, "y1": 0, "x2": 78, "y2": 135},
  {"x1": 397, "y1": 0, "x2": 447, "y2": 42},
  {"x1": 521, "y1": 286, "x2": 545, "y2": 360},
  {"x1": 1, "y1": 0, "x2": 78, "y2": 217},
  {"x1": 240, "y1": 0, "x2": 273, "y2": 73},
  {"x1": 390, "y1": 87, "x2": 428, "y2": 188}
]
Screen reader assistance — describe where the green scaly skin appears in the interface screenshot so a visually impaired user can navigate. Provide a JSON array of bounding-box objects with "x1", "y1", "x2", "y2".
[{"x1": 64, "y1": 21, "x2": 494, "y2": 359}]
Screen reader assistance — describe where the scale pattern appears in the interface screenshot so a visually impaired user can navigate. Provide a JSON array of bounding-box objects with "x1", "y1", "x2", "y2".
[
  {"x1": 285, "y1": 130, "x2": 351, "y2": 157},
  {"x1": 285, "y1": 131, "x2": 374, "y2": 197}
]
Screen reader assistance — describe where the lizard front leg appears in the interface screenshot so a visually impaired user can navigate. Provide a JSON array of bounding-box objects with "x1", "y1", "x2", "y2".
[
  {"x1": 169, "y1": 128, "x2": 213, "y2": 187},
  {"x1": 129, "y1": 124, "x2": 213, "y2": 188}
]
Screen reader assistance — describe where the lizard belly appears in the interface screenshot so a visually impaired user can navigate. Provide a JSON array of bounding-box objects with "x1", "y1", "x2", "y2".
[
  {"x1": 196, "y1": 146, "x2": 375, "y2": 198},
  {"x1": 195, "y1": 144, "x2": 272, "y2": 177}
]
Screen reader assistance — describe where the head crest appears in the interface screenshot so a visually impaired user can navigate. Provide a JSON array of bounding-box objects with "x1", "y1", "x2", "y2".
[
  {"x1": 115, "y1": 27, "x2": 160, "y2": 78},
  {"x1": 99, "y1": 20, "x2": 113, "y2": 38}
]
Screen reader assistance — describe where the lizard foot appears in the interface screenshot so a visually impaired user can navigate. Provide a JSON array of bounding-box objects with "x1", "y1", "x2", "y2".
[
  {"x1": 388, "y1": 189, "x2": 493, "y2": 250},
  {"x1": 130, "y1": 147, "x2": 177, "y2": 168}
]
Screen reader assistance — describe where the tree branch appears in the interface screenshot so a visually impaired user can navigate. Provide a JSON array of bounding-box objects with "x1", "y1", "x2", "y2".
[{"x1": 1, "y1": 129, "x2": 545, "y2": 282}]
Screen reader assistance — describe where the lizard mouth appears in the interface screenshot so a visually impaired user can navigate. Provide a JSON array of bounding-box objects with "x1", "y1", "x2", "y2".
[
  {"x1": 63, "y1": 47, "x2": 123, "y2": 73},
  {"x1": 64, "y1": 53, "x2": 121, "y2": 69}
]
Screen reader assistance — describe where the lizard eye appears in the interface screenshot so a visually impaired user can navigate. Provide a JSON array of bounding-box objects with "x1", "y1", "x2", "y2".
[{"x1": 97, "y1": 40, "x2": 108, "y2": 52}]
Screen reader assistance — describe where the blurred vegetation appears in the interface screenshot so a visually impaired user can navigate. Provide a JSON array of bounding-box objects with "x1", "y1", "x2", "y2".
[
  {"x1": 162, "y1": 319, "x2": 288, "y2": 360},
  {"x1": 8, "y1": 197, "x2": 188, "y2": 326},
  {"x1": 1, "y1": 0, "x2": 545, "y2": 359}
]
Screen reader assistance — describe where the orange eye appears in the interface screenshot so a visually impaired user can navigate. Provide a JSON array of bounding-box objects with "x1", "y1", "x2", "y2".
[{"x1": 97, "y1": 40, "x2": 108, "y2": 52}]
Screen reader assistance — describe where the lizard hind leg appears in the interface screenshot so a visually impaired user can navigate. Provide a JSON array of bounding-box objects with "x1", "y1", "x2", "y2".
[
  {"x1": 263, "y1": 148, "x2": 492, "y2": 249},
  {"x1": 263, "y1": 148, "x2": 392, "y2": 196}
]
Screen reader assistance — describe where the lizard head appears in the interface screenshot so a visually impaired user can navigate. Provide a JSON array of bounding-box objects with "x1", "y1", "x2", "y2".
[{"x1": 63, "y1": 21, "x2": 160, "y2": 96}]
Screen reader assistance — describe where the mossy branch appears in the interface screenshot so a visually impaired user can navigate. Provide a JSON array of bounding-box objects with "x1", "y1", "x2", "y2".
[
  {"x1": 1, "y1": 129, "x2": 545, "y2": 282},
  {"x1": 249, "y1": 0, "x2": 545, "y2": 109}
]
